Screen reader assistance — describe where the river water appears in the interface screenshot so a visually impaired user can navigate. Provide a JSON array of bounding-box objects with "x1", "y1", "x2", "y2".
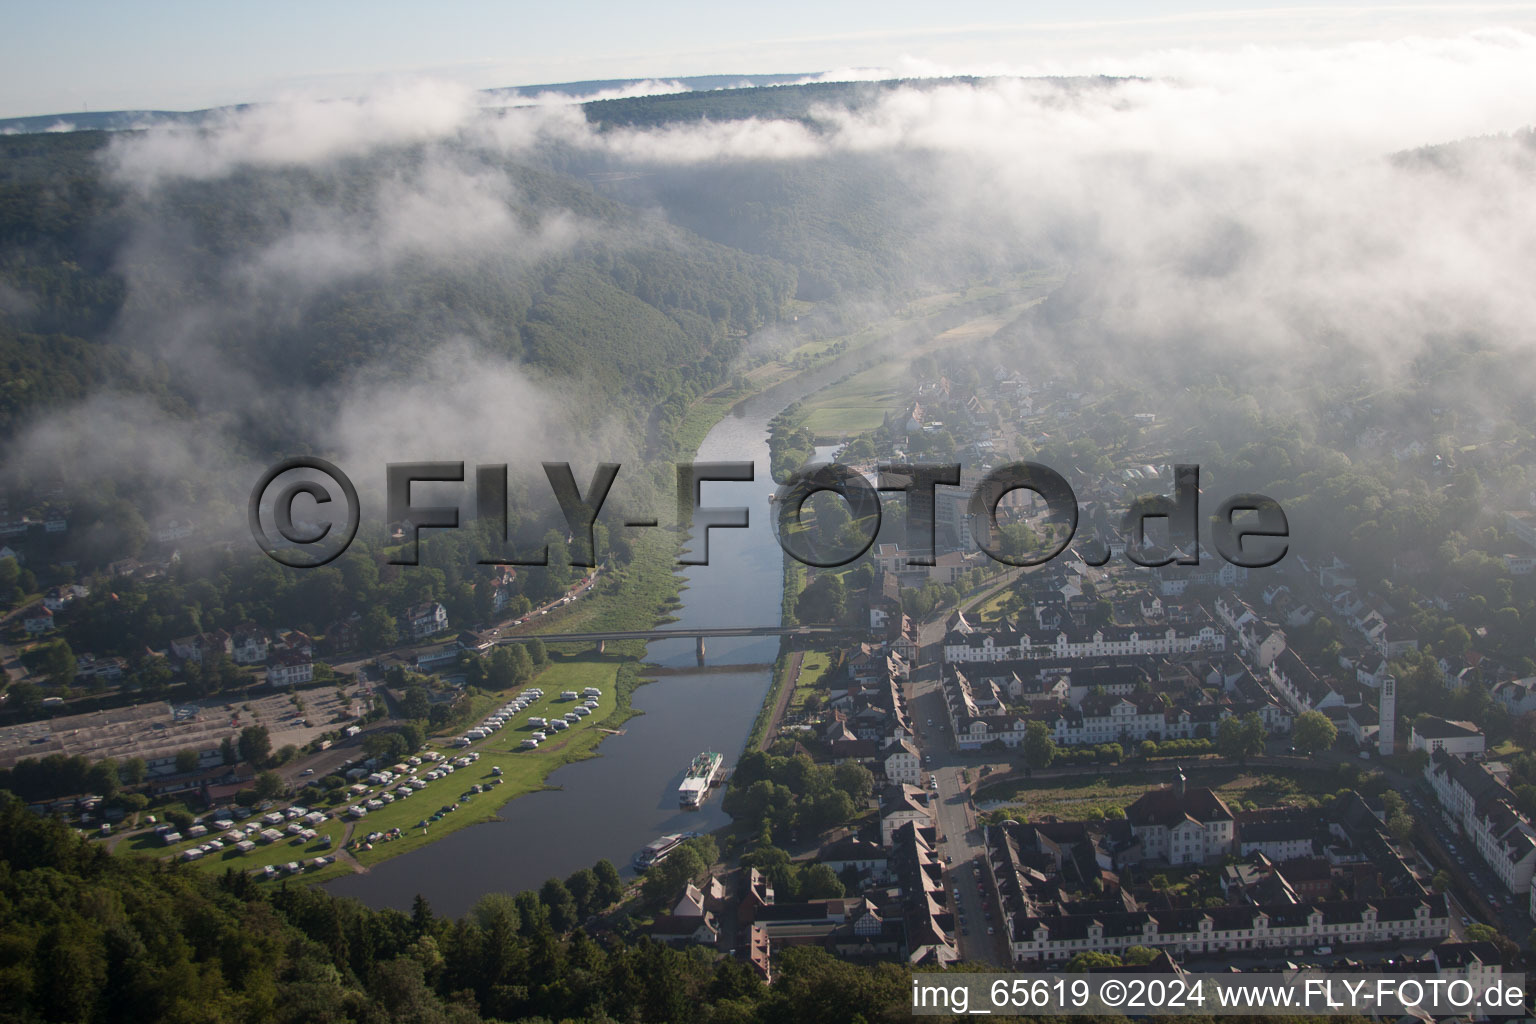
[
  {"x1": 326, "y1": 295, "x2": 1013, "y2": 916},
  {"x1": 326, "y1": 388, "x2": 829, "y2": 916}
]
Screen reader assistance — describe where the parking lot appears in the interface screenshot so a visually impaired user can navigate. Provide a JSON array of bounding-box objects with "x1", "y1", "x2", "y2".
[{"x1": 0, "y1": 687, "x2": 362, "y2": 773}]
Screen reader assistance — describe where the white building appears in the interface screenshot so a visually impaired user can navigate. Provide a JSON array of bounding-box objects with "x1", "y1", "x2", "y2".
[
  {"x1": 1411, "y1": 716, "x2": 1486, "y2": 758},
  {"x1": 1123, "y1": 772, "x2": 1235, "y2": 866},
  {"x1": 1007, "y1": 895, "x2": 1447, "y2": 963},
  {"x1": 1425, "y1": 751, "x2": 1536, "y2": 894},
  {"x1": 403, "y1": 602, "x2": 449, "y2": 640},
  {"x1": 881, "y1": 738, "x2": 921, "y2": 785},
  {"x1": 268, "y1": 649, "x2": 314, "y2": 687}
]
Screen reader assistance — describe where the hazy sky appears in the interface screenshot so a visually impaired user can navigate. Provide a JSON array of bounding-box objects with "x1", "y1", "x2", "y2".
[{"x1": 4, "y1": 1, "x2": 1536, "y2": 119}]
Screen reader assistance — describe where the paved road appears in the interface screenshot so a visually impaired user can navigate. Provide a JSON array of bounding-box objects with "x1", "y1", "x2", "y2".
[
  {"x1": 907, "y1": 657, "x2": 1015, "y2": 965},
  {"x1": 757, "y1": 651, "x2": 804, "y2": 753}
]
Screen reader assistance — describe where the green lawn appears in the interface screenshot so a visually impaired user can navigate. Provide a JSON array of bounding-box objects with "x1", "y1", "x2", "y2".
[
  {"x1": 977, "y1": 767, "x2": 1344, "y2": 823},
  {"x1": 790, "y1": 302, "x2": 1042, "y2": 438},
  {"x1": 795, "y1": 363, "x2": 906, "y2": 437},
  {"x1": 787, "y1": 649, "x2": 836, "y2": 714},
  {"x1": 972, "y1": 588, "x2": 1016, "y2": 622}
]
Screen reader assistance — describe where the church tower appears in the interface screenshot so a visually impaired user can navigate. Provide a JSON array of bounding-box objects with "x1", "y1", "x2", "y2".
[{"x1": 1378, "y1": 676, "x2": 1396, "y2": 755}]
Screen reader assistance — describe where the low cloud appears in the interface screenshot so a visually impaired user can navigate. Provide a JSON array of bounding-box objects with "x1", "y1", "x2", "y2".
[{"x1": 8, "y1": 29, "x2": 1536, "y2": 538}]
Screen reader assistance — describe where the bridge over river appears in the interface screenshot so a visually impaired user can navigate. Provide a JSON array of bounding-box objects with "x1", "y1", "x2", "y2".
[{"x1": 492, "y1": 625, "x2": 860, "y2": 664}]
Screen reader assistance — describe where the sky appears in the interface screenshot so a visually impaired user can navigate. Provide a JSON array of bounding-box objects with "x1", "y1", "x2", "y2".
[{"x1": 4, "y1": 1, "x2": 1536, "y2": 119}]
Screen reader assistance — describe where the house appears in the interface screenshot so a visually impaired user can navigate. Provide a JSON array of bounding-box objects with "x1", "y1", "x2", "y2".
[
  {"x1": 456, "y1": 630, "x2": 497, "y2": 653},
  {"x1": 742, "y1": 922, "x2": 772, "y2": 982},
  {"x1": 272, "y1": 629, "x2": 313, "y2": 659},
  {"x1": 881, "y1": 738, "x2": 921, "y2": 785},
  {"x1": 866, "y1": 572, "x2": 902, "y2": 628},
  {"x1": 74, "y1": 654, "x2": 126, "y2": 684},
  {"x1": 20, "y1": 604, "x2": 53, "y2": 634},
  {"x1": 879, "y1": 785, "x2": 934, "y2": 847},
  {"x1": 1123, "y1": 770, "x2": 1235, "y2": 865},
  {"x1": 230, "y1": 625, "x2": 270, "y2": 665},
  {"x1": 42, "y1": 584, "x2": 88, "y2": 612},
  {"x1": 151, "y1": 518, "x2": 197, "y2": 544},
  {"x1": 1411, "y1": 717, "x2": 1486, "y2": 757},
  {"x1": 1492, "y1": 678, "x2": 1536, "y2": 716},
  {"x1": 819, "y1": 836, "x2": 892, "y2": 884},
  {"x1": 324, "y1": 614, "x2": 362, "y2": 654},
  {"x1": 673, "y1": 877, "x2": 726, "y2": 917},
  {"x1": 403, "y1": 602, "x2": 449, "y2": 640},
  {"x1": 268, "y1": 648, "x2": 314, "y2": 687},
  {"x1": 927, "y1": 551, "x2": 977, "y2": 586},
  {"x1": 647, "y1": 913, "x2": 719, "y2": 946},
  {"x1": 170, "y1": 630, "x2": 232, "y2": 664}
]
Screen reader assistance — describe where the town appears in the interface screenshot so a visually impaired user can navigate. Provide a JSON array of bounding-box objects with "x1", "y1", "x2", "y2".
[{"x1": 6, "y1": 328, "x2": 1534, "y2": 1006}]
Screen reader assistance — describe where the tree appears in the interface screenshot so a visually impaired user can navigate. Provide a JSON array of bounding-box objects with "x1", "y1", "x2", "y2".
[
  {"x1": 1066, "y1": 951, "x2": 1121, "y2": 972},
  {"x1": 1022, "y1": 721, "x2": 1056, "y2": 772},
  {"x1": 4, "y1": 681, "x2": 41, "y2": 715},
  {"x1": 219, "y1": 736, "x2": 238, "y2": 766},
  {"x1": 683, "y1": 834, "x2": 719, "y2": 868},
  {"x1": 832, "y1": 761, "x2": 873, "y2": 805},
  {"x1": 238, "y1": 725, "x2": 271, "y2": 766},
  {"x1": 410, "y1": 894, "x2": 435, "y2": 937},
  {"x1": 641, "y1": 846, "x2": 705, "y2": 901},
  {"x1": 566, "y1": 867, "x2": 599, "y2": 918},
  {"x1": 123, "y1": 757, "x2": 147, "y2": 786},
  {"x1": 84, "y1": 759, "x2": 119, "y2": 798},
  {"x1": 524, "y1": 639, "x2": 547, "y2": 666},
  {"x1": 174, "y1": 749, "x2": 200, "y2": 775},
  {"x1": 396, "y1": 722, "x2": 424, "y2": 753},
  {"x1": 1293, "y1": 710, "x2": 1338, "y2": 755},
  {"x1": 539, "y1": 877, "x2": 579, "y2": 932},
  {"x1": 592, "y1": 858, "x2": 624, "y2": 906},
  {"x1": 0, "y1": 556, "x2": 20, "y2": 608},
  {"x1": 1217, "y1": 712, "x2": 1266, "y2": 764},
  {"x1": 401, "y1": 685, "x2": 430, "y2": 721},
  {"x1": 798, "y1": 863, "x2": 844, "y2": 899},
  {"x1": 363, "y1": 731, "x2": 408, "y2": 763},
  {"x1": 1465, "y1": 923, "x2": 1499, "y2": 943},
  {"x1": 254, "y1": 771, "x2": 285, "y2": 801},
  {"x1": 504, "y1": 644, "x2": 533, "y2": 683},
  {"x1": 1432, "y1": 870, "x2": 1452, "y2": 892},
  {"x1": 361, "y1": 606, "x2": 398, "y2": 650},
  {"x1": 809, "y1": 790, "x2": 856, "y2": 831},
  {"x1": 795, "y1": 575, "x2": 847, "y2": 625},
  {"x1": 41, "y1": 641, "x2": 75, "y2": 688}
]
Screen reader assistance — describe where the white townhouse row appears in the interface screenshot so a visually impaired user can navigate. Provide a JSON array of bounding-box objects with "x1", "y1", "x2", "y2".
[
  {"x1": 1007, "y1": 896, "x2": 1448, "y2": 963},
  {"x1": 943, "y1": 624, "x2": 1225, "y2": 664},
  {"x1": 1425, "y1": 750, "x2": 1536, "y2": 894}
]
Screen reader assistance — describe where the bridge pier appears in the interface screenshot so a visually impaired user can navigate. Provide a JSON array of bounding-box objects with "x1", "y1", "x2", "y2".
[
  {"x1": 695, "y1": 636, "x2": 706, "y2": 665},
  {"x1": 597, "y1": 640, "x2": 605, "y2": 654}
]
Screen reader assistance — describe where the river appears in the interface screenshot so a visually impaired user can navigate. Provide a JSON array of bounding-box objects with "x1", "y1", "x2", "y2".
[{"x1": 325, "y1": 293, "x2": 1016, "y2": 916}]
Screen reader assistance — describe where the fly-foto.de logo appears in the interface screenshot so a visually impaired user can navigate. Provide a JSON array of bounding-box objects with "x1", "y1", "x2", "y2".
[{"x1": 249, "y1": 459, "x2": 1288, "y2": 572}]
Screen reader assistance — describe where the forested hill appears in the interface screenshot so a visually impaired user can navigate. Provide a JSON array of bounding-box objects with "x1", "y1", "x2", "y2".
[
  {"x1": 0, "y1": 792, "x2": 924, "y2": 1023},
  {"x1": 0, "y1": 77, "x2": 1088, "y2": 456},
  {"x1": 0, "y1": 128, "x2": 795, "y2": 451}
]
